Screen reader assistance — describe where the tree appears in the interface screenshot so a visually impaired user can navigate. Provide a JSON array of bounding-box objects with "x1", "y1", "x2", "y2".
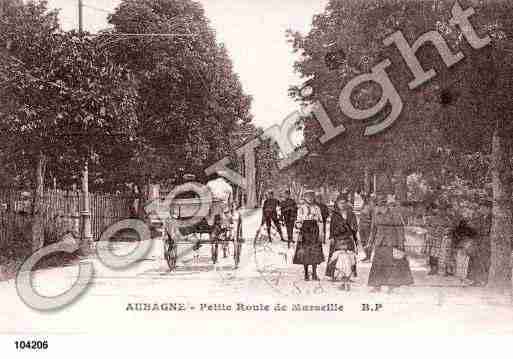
[
  {"x1": 288, "y1": 0, "x2": 513, "y2": 289},
  {"x1": 427, "y1": 1, "x2": 513, "y2": 290},
  {"x1": 287, "y1": 0, "x2": 451, "y2": 196},
  {"x1": 106, "y1": 0, "x2": 253, "y2": 197},
  {"x1": 255, "y1": 130, "x2": 281, "y2": 204},
  {"x1": 0, "y1": 1, "x2": 139, "y2": 248}
]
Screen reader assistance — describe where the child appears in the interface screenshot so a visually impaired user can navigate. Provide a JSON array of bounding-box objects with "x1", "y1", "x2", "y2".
[{"x1": 329, "y1": 239, "x2": 357, "y2": 291}]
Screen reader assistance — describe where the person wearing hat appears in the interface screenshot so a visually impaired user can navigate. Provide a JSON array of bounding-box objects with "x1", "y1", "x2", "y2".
[
  {"x1": 281, "y1": 190, "x2": 298, "y2": 247},
  {"x1": 336, "y1": 193, "x2": 358, "y2": 276},
  {"x1": 338, "y1": 193, "x2": 358, "y2": 236},
  {"x1": 368, "y1": 193, "x2": 413, "y2": 293},
  {"x1": 326, "y1": 195, "x2": 357, "y2": 280},
  {"x1": 261, "y1": 191, "x2": 285, "y2": 242},
  {"x1": 293, "y1": 189, "x2": 325, "y2": 281}
]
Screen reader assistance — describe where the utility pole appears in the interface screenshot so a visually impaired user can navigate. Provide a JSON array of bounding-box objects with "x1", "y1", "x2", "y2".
[
  {"x1": 77, "y1": 0, "x2": 92, "y2": 251},
  {"x1": 78, "y1": 0, "x2": 84, "y2": 33},
  {"x1": 81, "y1": 162, "x2": 92, "y2": 249}
]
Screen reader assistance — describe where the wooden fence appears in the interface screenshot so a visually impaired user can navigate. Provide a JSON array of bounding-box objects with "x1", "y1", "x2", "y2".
[
  {"x1": 0, "y1": 188, "x2": 32, "y2": 250},
  {"x1": 0, "y1": 188, "x2": 135, "y2": 248},
  {"x1": 90, "y1": 192, "x2": 134, "y2": 240}
]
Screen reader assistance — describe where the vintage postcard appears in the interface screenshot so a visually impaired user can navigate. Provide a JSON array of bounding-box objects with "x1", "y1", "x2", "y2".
[{"x1": 1, "y1": 0, "x2": 513, "y2": 354}]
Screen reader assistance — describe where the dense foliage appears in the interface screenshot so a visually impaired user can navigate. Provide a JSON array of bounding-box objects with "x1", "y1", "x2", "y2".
[
  {"x1": 287, "y1": 0, "x2": 513, "y2": 288},
  {"x1": 106, "y1": 0, "x2": 253, "y2": 190},
  {"x1": 0, "y1": 1, "x2": 138, "y2": 190},
  {"x1": 0, "y1": 0, "x2": 254, "y2": 194},
  {"x1": 287, "y1": 0, "x2": 512, "y2": 191}
]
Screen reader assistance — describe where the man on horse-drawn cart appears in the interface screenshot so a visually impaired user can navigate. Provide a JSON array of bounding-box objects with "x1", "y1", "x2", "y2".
[{"x1": 160, "y1": 176, "x2": 243, "y2": 271}]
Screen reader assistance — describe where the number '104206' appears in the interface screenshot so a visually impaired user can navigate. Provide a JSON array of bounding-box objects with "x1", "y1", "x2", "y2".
[{"x1": 15, "y1": 340, "x2": 48, "y2": 350}]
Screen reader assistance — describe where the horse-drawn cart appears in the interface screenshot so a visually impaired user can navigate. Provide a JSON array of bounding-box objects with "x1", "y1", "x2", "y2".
[{"x1": 162, "y1": 197, "x2": 243, "y2": 271}]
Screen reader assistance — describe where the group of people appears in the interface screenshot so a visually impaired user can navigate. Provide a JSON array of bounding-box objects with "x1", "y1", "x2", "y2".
[
  {"x1": 261, "y1": 190, "x2": 334, "y2": 246},
  {"x1": 424, "y1": 202, "x2": 491, "y2": 287},
  {"x1": 260, "y1": 189, "x2": 414, "y2": 293}
]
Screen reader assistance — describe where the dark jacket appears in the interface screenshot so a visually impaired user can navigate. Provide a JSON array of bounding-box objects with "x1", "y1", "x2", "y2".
[
  {"x1": 340, "y1": 205, "x2": 358, "y2": 242},
  {"x1": 281, "y1": 198, "x2": 298, "y2": 223},
  {"x1": 326, "y1": 210, "x2": 357, "y2": 278},
  {"x1": 262, "y1": 198, "x2": 280, "y2": 218},
  {"x1": 330, "y1": 211, "x2": 356, "y2": 252}
]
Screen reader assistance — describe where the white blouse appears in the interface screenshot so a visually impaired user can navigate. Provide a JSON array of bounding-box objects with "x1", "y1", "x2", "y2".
[{"x1": 295, "y1": 203, "x2": 322, "y2": 228}]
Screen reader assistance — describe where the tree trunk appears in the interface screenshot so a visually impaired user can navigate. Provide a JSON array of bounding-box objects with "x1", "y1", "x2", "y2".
[
  {"x1": 32, "y1": 152, "x2": 46, "y2": 252},
  {"x1": 488, "y1": 130, "x2": 513, "y2": 292}
]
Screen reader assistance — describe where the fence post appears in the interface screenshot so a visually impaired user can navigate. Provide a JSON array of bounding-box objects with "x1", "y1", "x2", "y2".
[
  {"x1": 81, "y1": 164, "x2": 93, "y2": 252},
  {"x1": 70, "y1": 186, "x2": 80, "y2": 237}
]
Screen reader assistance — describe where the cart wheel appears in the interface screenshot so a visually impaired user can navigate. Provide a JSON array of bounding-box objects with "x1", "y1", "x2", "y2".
[
  {"x1": 164, "y1": 237, "x2": 177, "y2": 271},
  {"x1": 211, "y1": 242, "x2": 219, "y2": 264},
  {"x1": 234, "y1": 219, "x2": 242, "y2": 267}
]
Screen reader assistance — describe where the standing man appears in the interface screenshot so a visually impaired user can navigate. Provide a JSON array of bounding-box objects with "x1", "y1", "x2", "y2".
[
  {"x1": 281, "y1": 190, "x2": 298, "y2": 247},
  {"x1": 315, "y1": 194, "x2": 330, "y2": 244},
  {"x1": 261, "y1": 191, "x2": 284, "y2": 242}
]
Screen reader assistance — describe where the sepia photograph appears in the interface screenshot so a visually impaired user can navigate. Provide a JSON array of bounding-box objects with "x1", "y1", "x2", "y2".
[{"x1": 0, "y1": 0, "x2": 512, "y2": 354}]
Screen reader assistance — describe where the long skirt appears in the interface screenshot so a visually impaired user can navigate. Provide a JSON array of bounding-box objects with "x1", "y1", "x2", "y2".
[
  {"x1": 368, "y1": 246, "x2": 414, "y2": 287},
  {"x1": 293, "y1": 220, "x2": 324, "y2": 265},
  {"x1": 325, "y1": 235, "x2": 354, "y2": 277}
]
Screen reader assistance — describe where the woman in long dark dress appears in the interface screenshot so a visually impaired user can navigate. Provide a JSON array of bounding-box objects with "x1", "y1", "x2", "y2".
[
  {"x1": 326, "y1": 197, "x2": 356, "y2": 279},
  {"x1": 368, "y1": 195, "x2": 414, "y2": 293},
  {"x1": 293, "y1": 190, "x2": 324, "y2": 281}
]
